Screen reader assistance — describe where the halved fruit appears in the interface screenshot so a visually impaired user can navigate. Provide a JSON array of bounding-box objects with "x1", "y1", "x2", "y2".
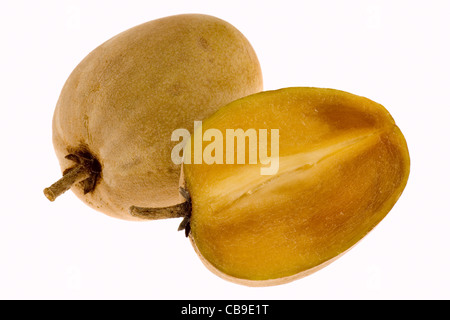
[{"x1": 182, "y1": 87, "x2": 410, "y2": 286}]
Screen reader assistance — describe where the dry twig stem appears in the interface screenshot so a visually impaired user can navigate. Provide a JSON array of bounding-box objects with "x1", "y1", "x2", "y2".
[
  {"x1": 44, "y1": 165, "x2": 90, "y2": 202},
  {"x1": 129, "y1": 201, "x2": 191, "y2": 220}
]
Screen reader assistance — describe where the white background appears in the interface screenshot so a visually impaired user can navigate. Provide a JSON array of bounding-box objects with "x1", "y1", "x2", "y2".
[{"x1": 1, "y1": 0, "x2": 449, "y2": 300}]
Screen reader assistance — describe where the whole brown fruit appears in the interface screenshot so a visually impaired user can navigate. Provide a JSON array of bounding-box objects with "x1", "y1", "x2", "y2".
[{"x1": 44, "y1": 14, "x2": 263, "y2": 220}]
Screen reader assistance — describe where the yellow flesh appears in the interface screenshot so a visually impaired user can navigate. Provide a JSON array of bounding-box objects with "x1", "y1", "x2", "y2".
[{"x1": 183, "y1": 87, "x2": 410, "y2": 282}]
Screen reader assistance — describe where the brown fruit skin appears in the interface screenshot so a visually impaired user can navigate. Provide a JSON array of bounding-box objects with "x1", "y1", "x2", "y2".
[
  {"x1": 51, "y1": 14, "x2": 263, "y2": 220},
  {"x1": 183, "y1": 87, "x2": 410, "y2": 286}
]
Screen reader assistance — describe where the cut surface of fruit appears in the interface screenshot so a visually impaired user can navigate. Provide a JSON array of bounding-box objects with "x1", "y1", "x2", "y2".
[{"x1": 183, "y1": 87, "x2": 410, "y2": 284}]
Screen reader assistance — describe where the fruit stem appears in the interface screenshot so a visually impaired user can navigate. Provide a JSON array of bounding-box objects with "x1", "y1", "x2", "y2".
[
  {"x1": 43, "y1": 165, "x2": 90, "y2": 202},
  {"x1": 129, "y1": 201, "x2": 191, "y2": 220}
]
